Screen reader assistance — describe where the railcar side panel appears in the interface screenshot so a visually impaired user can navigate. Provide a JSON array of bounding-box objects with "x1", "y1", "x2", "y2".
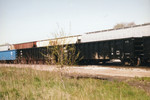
[
  {"x1": 0, "y1": 45, "x2": 10, "y2": 51},
  {"x1": 143, "y1": 36, "x2": 150, "y2": 64},
  {"x1": 77, "y1": 37, "x2": 144, "y2": 65},
  {"x1": 12, "y1": 42, "x2": 36, "y2": 50},
  {"x1": 81, "y1": 24, "x2": 150, "y2": 43},
  {"x1": 0, "y1": 50, "x2": 17, "y2": 60}
]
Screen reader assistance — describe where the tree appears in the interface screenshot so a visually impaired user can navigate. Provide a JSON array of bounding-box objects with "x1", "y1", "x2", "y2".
[
  {"x1": 113, "y1": 22, "x2": 136, "y2": 29},
  {"x1": 42, "y1": 27, "x2": 82, "y2": 89},
  {"x1": 43, "y1": 28, "x2": 81, "y2": 68}
]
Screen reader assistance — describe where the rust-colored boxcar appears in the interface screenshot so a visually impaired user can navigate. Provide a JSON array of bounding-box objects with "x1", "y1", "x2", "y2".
[{"x1": 12, "y1": 42, "x2": 36, "y2": 50}]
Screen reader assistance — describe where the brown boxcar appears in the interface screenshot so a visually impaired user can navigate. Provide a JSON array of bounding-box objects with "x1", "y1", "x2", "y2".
[{"x1": 12, "y1": 42, "x2": 36, "y2": 50}]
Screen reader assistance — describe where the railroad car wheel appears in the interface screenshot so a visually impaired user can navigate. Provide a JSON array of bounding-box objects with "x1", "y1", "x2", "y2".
[
  {"x1": 21, "y1": 60, "x2": 25, "y2": 64},
  {"x1": 14, "y1": 60, "x2": 18, "y2": 64},
  {"x1": 43, "y1": 60, "x2": 46, "y2": 64},
  {"x1": 31, "y1": 60, "x2": 37, "y2": 64},
  {"x1": 34, "y1": 60, "x2": 37, "y2": 64},
  {"x1": 121, "y1": 59, "x2": 125, "y2": 66},
  {"x1": 31, "y1": 60, "x2": 34, "y2": 64},
  {"x1": 101, "y1": 61, "x2": 106, "y2": 65},
  {"x1": 134, "y1": 57, "x2": 141, "y2": 66},
  {"x1": 38, "y1": 60, "x2": 43, "y2": 64},
  {"x1": 121, "y1": 59, "x2": 133, "y2": 66},
  {"x1": 26, "y1": 60, "x2": 29, "y2": 64},
  {"x1": 127, "y1": 58, "x2": 141, "y2": 66},
  {"x1": 16, "y1": 59, "x2": 20, "y2": 64}
]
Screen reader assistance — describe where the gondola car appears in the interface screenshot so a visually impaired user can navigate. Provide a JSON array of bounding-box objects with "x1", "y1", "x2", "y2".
[
  {"x1": 78, "y1": 23, "x2": 150, "y2": 65},
  {"x1": 13, "y1": 35, "x2": 81, "y2": 64},
  {"x1": 77, "y1": 37, "x2": 144, "y2": 65},
  {"x1": 143, "y1": 36, "x2": 150, "y2": 65},
  {"x1": 14, "y1": 47, "x2": 46, "y2": 64}
]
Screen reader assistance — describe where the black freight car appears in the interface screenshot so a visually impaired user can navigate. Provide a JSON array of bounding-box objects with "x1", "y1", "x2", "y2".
[
  {"x1": 77, "y1": 37, "x2": 144, "y2": 66},
  {"x1": 143, "y1": 36, "x2": 150, "y2": 65},
  {"x1": 78, "y1": 23, "x2": 150, "y2": 66},
  {"x1": 16, "y1": 47, "x2": 47, "y2": 64},
  {"x1": 16, "y1": 45, "x2": 77, "y2": 64}
]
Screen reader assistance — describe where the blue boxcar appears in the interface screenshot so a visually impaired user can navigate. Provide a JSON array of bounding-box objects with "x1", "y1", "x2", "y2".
[{"x1": 0, "y1": 50, "x2": 17, "y2": 60}]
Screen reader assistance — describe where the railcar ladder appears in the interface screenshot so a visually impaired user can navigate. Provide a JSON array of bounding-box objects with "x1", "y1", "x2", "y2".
[{"x1": 134, "y1": 38, "x2": 144, "y2": 65}]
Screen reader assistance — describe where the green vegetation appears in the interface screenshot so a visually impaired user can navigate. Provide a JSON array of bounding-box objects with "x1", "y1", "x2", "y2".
[
  {"x1": 42, "y1": 28, "x2": 82, "y2": 67},
  {"x1": 44, "y1": 44, "x2": 81, "y2": 66},
  {"x1": 134, "y1": 77, "x2": 150, "y2": 82},
  {"x1": 0, "y1": 67, "x2": 150, "y2": 100}
]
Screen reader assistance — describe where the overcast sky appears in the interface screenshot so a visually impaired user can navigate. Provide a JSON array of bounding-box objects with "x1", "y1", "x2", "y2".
[{"x1": 0, "y1": 0, "x2": 150, "y2": 44}]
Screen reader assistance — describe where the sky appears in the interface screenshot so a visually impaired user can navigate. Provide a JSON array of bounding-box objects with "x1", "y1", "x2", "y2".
[{"x1": 0, "y1": 0, "x2": 150, "y2": 44}]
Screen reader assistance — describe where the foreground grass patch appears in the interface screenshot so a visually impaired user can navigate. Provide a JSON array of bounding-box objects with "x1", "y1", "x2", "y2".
[
  {"x1": 0, "y1": 67, "x2": 150, "y2": 100},
  {"x1": 134, "y1": 77, "x2": 150, "y2": 82}
]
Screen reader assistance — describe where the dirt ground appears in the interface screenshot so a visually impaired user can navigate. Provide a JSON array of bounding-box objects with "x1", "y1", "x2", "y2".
[
  {"x1": 0, "y1": 64, "x2": 150, "y2": 78},
  {"x1": 1, "y1": 64, "x2": 150, "y2": 94}
]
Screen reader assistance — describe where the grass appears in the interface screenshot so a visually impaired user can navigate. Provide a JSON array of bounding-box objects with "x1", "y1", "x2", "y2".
[
  {"x1": 134, "y1": 77, "x2": 150, "y2": 82},
  {"x1": 0, "y1": 67, "x2": 150, "y2": 100}
]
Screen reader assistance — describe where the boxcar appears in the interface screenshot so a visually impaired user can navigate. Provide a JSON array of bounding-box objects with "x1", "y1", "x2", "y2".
[
  {"x1": 0, "y1": 44, "x2": 10, "y2": 51},
  {"x1": 11, "y1": 42, "x2": 37, "y2": 50},
  {"x1": 0, "y1": 50, "x2": 17, "y2": 63}
]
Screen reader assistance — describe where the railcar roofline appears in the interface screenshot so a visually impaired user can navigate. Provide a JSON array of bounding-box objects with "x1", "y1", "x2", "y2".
[{"x1": 86, "y1": 22, "x2": 150, "y2": 34}]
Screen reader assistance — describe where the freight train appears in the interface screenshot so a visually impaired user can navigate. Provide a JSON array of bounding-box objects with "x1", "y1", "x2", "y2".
[{"x1": 0, "y1": 23, "x2": 150, "y2": 66}]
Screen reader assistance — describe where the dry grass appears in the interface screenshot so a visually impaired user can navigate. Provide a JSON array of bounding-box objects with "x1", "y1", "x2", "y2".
[{"x1": 0, "y1": 67, "x2": 150, "y2": 100}]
